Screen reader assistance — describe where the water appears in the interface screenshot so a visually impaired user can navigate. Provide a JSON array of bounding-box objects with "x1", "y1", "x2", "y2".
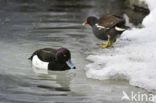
[{"x1": 0, "y1": 0, "x2": 150, "y2": 103}]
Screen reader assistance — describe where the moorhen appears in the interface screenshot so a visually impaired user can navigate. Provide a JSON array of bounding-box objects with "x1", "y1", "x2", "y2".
[{"x1": 82, "y1": 15, "x2": 128, "y2": 48}]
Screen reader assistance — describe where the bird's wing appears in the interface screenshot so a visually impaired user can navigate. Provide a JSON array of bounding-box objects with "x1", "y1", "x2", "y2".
[
  {"x1": 37, "y1": 48, "x2": 56, "y2": 62},
  {"x1": 40, "y1": 48, "x2": 57, "y2": 54},
  {"x1": 97, "y1": 15, "x2": 125, "y2": 28}
]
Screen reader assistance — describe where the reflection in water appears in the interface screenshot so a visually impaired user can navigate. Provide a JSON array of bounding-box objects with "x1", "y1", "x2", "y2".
[{"x1": 0, "y1": 0, "x2": 148, "y2": 103}]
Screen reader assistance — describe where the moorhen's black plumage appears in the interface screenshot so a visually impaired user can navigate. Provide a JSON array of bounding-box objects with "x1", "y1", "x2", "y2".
[
  {"x1": 29, "y1": 48, "x2": 76, "y2": 71},
  {"x1": 82, "y1": 15, "x2": 128, "y2": 48}
]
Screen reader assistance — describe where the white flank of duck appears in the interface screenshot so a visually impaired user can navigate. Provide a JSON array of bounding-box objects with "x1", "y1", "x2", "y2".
[{"x1": 32, "y1": 55, "x2": 48, "y2": 70}]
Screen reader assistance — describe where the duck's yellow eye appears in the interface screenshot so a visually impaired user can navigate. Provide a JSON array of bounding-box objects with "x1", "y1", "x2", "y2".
[{"x1": 64, "y1": 54, "x2": 66, "y2": 57}]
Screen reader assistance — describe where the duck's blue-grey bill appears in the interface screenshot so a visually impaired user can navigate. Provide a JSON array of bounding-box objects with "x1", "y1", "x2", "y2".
[{"x1": 66, "y1": 60, "x2": 76, "y2": 69}]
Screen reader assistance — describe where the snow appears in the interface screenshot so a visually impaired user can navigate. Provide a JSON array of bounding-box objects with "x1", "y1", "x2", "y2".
[{"x1": 85, "y1": 0, "x2": 156, "y2": 92}]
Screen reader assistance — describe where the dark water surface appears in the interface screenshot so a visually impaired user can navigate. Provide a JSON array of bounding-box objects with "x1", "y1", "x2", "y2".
[{"x1": 0, "y1": 0, "x2": 149, "y2": 103}]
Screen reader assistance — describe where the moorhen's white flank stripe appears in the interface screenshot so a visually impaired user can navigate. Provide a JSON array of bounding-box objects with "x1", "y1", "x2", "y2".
[
  {"x1": 115, "y1": 26, "x2": 126, "y2": 31},
  {"x1": 95, "y1": 24, "x2": 109, "y2": 30}
]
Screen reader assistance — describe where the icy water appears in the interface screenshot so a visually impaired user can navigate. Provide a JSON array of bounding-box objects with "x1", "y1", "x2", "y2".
[{"x1": 0, "y1": 0, "x2": 151, "y2": 103}]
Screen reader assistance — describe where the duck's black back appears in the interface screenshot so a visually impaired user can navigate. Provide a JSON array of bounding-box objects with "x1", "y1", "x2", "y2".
[{"x1": 29, "y1": 48, "x2": 56, "y2": 62}]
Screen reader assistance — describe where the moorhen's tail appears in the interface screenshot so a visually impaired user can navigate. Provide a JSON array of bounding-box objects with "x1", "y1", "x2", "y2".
[{"x1": 115, "y1": 21, "x2": 130, "y2": 32}]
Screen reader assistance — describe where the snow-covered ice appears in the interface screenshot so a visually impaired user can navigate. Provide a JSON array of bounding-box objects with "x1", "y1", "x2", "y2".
[{"x1": 85, "y1": 0, "x2": 156, "y2": 92}]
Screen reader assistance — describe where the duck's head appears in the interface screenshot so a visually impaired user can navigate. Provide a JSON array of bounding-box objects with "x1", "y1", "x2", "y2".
[
  {"x1": 82, "y1": 16, "x2": 97, "y2": 27},
  {"x1": 55, "y1": 48, "x2": 76, "y2": 69}
]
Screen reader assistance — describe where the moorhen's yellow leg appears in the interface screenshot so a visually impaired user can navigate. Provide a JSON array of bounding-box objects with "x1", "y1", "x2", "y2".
[{"x1": 97, "y1": 35, "x2": 113, "y2": 48}]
